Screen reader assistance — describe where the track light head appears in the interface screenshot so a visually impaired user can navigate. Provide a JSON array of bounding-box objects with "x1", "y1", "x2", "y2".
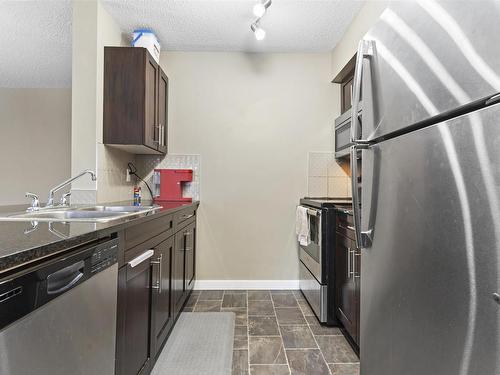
[
  {"x1": 253, "y1": 0, "x2": 272, "y2": 18},
  {"x1": 251, "y1": 22, "x2": 266, "y2": 41}
]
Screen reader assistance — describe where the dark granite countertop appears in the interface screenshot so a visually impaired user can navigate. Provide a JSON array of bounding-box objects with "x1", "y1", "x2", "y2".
[{"x1": 0, "y1": 200, "x2": 199, "y2": 275}]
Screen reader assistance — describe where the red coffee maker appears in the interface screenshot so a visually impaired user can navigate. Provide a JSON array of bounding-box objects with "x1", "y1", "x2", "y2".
[{"x1": 152, "y1": 169, "x2": 193, "y2": 202}]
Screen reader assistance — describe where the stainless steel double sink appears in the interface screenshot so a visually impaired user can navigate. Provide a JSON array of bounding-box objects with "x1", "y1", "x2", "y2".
[{"x1": 0, "y1": 205, "x2": 161, "y2": 223}]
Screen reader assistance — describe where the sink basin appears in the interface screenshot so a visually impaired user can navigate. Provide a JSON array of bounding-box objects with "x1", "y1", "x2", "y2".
[{"x1": 0, "y1": 205, "x2": 161, "y2": 223}]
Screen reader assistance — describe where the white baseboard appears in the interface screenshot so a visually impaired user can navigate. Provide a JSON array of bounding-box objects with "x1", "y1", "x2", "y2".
[{"x1": 194, "y1": 280, "x2": 299, "y2": 290}]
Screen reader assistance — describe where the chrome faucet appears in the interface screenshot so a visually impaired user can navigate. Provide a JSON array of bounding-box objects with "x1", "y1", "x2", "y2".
[
  {"x1": 46, "y1": 169, "x2": 97, "y2": 207},
  {"x1": 25, "y1": 192, "x2": 40, "y2": 212}
]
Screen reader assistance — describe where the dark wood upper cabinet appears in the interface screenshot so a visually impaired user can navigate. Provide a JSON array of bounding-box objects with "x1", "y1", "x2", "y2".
[
  {"x1": 157, "y1": 70, "x2": 168, "y2": 154},
  {"x1": 332, "y1": 53, "x2": 356, "y2": 114},
  {"x1": 104, "y1": 47, "x2": 168, "y2": 154}
]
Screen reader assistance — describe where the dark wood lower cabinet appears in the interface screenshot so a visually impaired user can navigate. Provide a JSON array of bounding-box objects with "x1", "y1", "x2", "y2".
[
  {"x1": 116, "y1": 206, "x2": 198, "y2": 375},
  {"x1": 184, "y1": 222, "x2": 196, "y2": 292},
  {"x1": 335, "y1": 214, "x2": 360, "y2": 349},
  {"x1": 173, "y1": 219, "x2": 196, "y2": 319},
  {"x1": 173, "y1": 231, "x2": 186, "y2": 319},
  {"x1": 151, "y1": 236, "x2": 174, "y2": 358},
  {"x1": 116, "y1": 254, "x2": 153, "y2": 375}
]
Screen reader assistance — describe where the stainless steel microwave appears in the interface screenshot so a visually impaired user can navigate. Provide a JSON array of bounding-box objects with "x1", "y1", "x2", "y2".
[{"x1": 334, "y1": 104, "x2": 362, "y2": 159}]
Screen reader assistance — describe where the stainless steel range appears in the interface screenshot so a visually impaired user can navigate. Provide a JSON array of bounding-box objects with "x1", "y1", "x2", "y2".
[{"x1": 298, "y1": 197, "x2": 352, "y2": 325}]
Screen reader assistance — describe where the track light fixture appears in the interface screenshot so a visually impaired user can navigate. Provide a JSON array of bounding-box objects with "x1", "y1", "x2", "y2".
[{"x1": 250, "y1": 0, "x2": 272, "y2": 41}]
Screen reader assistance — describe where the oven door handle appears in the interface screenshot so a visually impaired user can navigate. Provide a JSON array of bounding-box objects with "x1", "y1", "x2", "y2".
[{"x1": 305, "y1": 208, "x2": 320, "y2": 217}]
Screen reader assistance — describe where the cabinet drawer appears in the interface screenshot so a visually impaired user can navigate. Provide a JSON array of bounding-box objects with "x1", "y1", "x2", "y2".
[
  {"x1": 125, "y1": 214, "x2": 174, "y2": 251},
  {"x1": 336, "y1": 213, "x2": 355, "y2": 240},
  {"x1": 124, "y1": 230, "x2": 171, "y2": 265},
  {"x1": 174, "y1": 207, "x2": 196, "y2": 230}
]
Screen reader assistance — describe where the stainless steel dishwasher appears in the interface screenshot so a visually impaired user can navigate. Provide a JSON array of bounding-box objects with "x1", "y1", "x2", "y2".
[{"x1": 0, "y1": 237, "x2": 119, "y2": 375}]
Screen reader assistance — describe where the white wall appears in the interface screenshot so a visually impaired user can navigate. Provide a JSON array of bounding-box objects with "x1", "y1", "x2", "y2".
[
  {"x1": 72, "y1": 0, "x2": 134, "y2": 203},
  {"x1": 161, "y1": 52, "x2": 336, "y2": 281},
  {"x1": 330, "y1": 1, "x2": 388, "y2": 78},
  {"x1": 0, "y1": 88, "x2": 71, "y2": 205}
]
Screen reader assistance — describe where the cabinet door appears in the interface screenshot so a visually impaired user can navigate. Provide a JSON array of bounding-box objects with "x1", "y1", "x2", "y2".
[
  {"x1": 172, "y1": 231, "x2": 185, "y2": 318},
  {"x1": 151, "y1": 236, "x2": 173, "y2": 356},
  {"x1": 335, "y1": 234, "x2": 357, "y2": 342},
  {"x1": 144, "y1": 53, "x2": 158, "y2": 150},
  {"x1": 157, "y1": 69, "x2": 168, "y2": 154},
  {"x1": 354, "y1": 247, "x2": 361, "y2": 345},
  {"x1": 184, "y1": 222, "x2": 196, "y2": 292},
  {"x1": 116, "y1": 254, "x2": 152, "y2": 375}
]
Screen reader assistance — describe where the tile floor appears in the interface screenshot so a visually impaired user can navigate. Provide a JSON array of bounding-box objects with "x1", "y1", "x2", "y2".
[{"x1": 184, "y1": 290, "x2": 359, "y2": 375}]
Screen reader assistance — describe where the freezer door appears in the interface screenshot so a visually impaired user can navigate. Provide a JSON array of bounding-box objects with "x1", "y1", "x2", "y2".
[
  {"x1": 358, "y1": 1, "x2": 500, "y2": 141},
  {"x1": 360, "y1": 104, "x2": 500, "y2": 375}
]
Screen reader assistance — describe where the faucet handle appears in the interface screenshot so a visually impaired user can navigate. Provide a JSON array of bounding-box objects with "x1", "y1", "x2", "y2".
[
  {"x1": 60, "y1": 192, "x2": 71, "y2": 206},
  {"x1": 25, "y1": 192, "x2": 40, "y2": 212}
]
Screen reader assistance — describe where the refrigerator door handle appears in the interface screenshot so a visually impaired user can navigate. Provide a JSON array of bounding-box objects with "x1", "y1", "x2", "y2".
[
  {"x1": 351, "y1": 145, "x2": 373, "y2": 249},
  {"x1": 350, "y1": 39, "x2": 375, "y2": 144}
]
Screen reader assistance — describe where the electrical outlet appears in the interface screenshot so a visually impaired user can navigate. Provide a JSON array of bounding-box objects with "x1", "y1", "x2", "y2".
[{"x1": 126, "y1": 168, "x2": 131, "y2": 182}]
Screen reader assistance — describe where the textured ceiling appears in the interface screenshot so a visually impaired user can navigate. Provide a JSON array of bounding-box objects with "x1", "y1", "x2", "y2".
[
  {"x1": 102, "y1": 0, "x2": 363, "y2": 53},
  {"x1": 0, "y1": 0, "x2": 363, "y2": 88},
  {"x1": 0, "y1": 0, "x2": 72, "y2": 88}
]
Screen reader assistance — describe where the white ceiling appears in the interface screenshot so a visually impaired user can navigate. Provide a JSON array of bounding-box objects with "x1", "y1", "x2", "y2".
[
  {"x1": 0, "y1": 0, "x2": 72, "y2": 88},
  {"x1": 0, "y1": 0, "x2": 363, "y2": 88},
  {"x1": 102, "y1": 0, "x2": 364, "y2": 53}
]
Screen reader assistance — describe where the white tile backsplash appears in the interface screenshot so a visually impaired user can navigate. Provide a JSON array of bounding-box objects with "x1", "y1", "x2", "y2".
[
  {"x1": 308, "y1": 152, "x2": 350, "y2": 198},
  {"x1": 70, "y1": 189, "x2": 97, "y2": 204},
  {"x1": 328, "y1": 177, "x2": 348, "y2": 197},
  {"x1": 308, "y1": 152, "x2": 331, "y2": 177},
  {"x1": 308, "y1": 176, "x2": 328, "y2": 197}
]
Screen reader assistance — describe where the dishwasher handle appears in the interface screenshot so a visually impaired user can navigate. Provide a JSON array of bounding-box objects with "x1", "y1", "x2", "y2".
[{"x1": 47, "y1": 260, "x2": 85, "y2": 295}]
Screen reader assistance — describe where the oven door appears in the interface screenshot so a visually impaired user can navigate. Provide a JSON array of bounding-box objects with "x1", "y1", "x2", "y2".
[{"x1": 298, "y1": 206, "x2": 322, "y2": 282}]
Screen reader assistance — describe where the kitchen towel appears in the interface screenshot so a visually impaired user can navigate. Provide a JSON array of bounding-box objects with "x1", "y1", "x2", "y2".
[{"x1": 296, "y1": 206, "x2": 310, "y2": 246}]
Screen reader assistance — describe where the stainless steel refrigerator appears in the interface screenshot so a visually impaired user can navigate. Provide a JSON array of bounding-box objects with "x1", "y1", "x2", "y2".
[{"x1": 349, "y1": 2, "x2": 500, "y2": 374}]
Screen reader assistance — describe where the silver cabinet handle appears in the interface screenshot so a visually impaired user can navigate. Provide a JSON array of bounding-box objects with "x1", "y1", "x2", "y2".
[
  {"x1": 184, "y1": 247, "x2": 193, "y2": 252},
  {"x1": 347, "y1": 247, "x2": 352, "y2": 278},
  {"x1": 181, "y1": 213, "x2": 195, "y2": 220},
  {"x1": 151, "y1": 253, "x2": 162, "y2": 293},
  {"x1": 347, "y1": 225, "x2": 355, "y2": 231},
  {"x1": 129, "y1": 250, "x2": 154, "y2": 268},
  {"x1": 350, "y1": 248, "x2": 355, "y2": 278},
  {"x1": 354, "y1": 253, "x2": 361, "y2": 279},
  {"x1": 159, "y1": 123, "x2": 163, "y2": 146}
]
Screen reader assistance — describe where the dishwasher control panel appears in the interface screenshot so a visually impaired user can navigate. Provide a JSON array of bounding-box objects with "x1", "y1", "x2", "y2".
[{"x1": 90, "y1": 241, "x2": 118, "y2": 274}]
